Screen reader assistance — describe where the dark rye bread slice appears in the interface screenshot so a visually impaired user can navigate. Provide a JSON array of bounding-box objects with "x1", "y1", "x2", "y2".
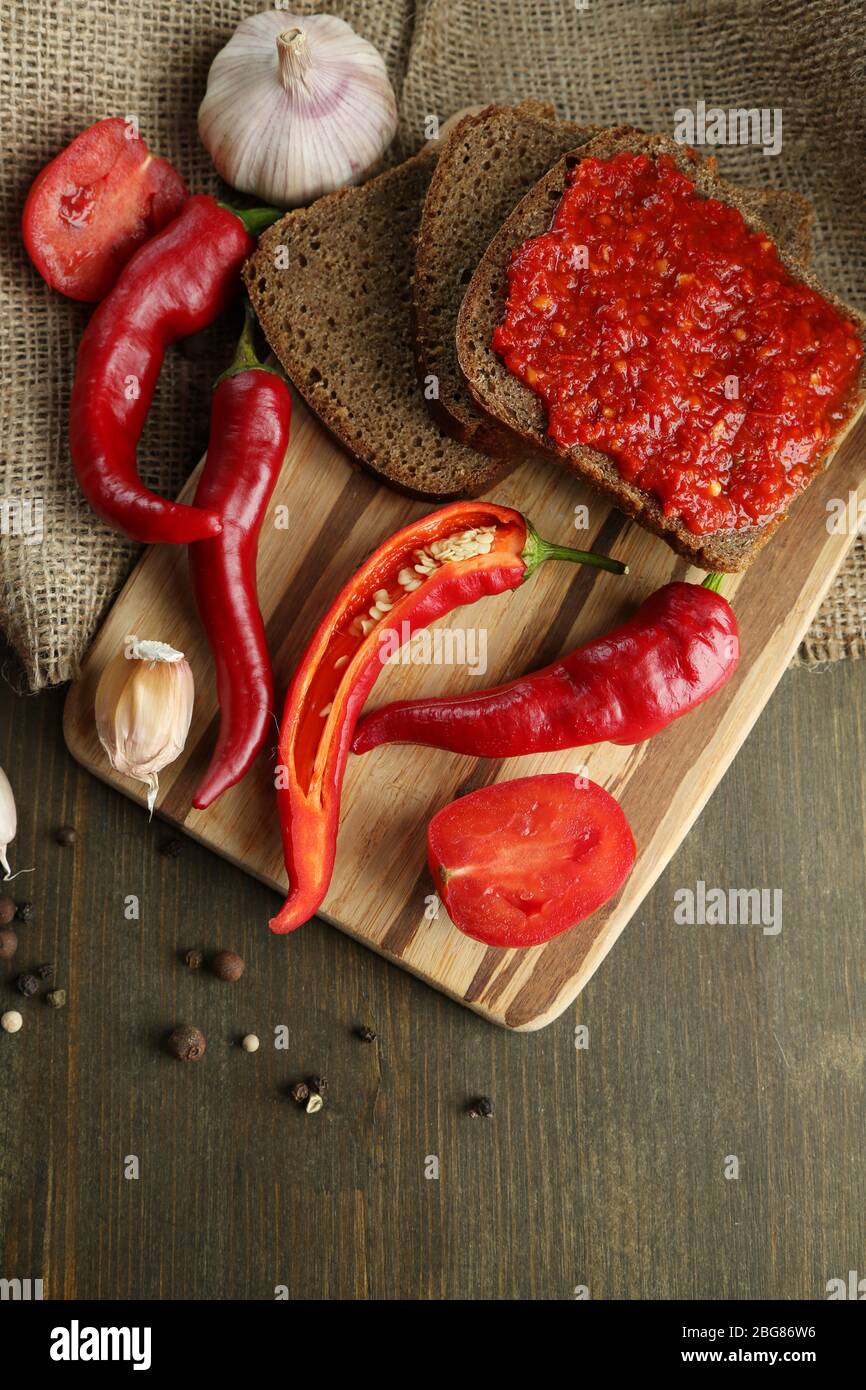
[
  {"x1": 243, "y1": 149, "x2": 507, "y2": 500},
  {"x1": 412, "y1": 103, "x2": 601, "y2": 455},
  {"x1": 414, "y1": 105, "x2": 812, "y2": 461},
  {"x1": 457, "y1": 128, "x2": 865, "y2": 571}
]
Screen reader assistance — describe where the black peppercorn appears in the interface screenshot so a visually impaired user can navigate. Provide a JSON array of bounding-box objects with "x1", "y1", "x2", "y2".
[
  {"x1": 15, "y1": 902, "x2": 34, "y2": 924},
  {"x1": 309, "y1": 1074, "x2": 327, "y2": 1096},
  {"x1": 468, "y1": 1096, "x2": 495, "y2": 1118},
  {"x1": 0, "y1": 927, "x2": 17, "y2": 961},
  {"x1": 289, "y1": 1081, "x2": 310, "y2": 1105},
  {"x1": 184, "y1": 948, "x2": 204, "y2": 971},
  {"x1": 35, "y1": 962, "x2": 54, "y2": 982},
  {"x1": 160, "y1": 837, "x2": 183, "y2": 859},
  {"x1": 54, "y1": 825, "x2": 77, "y2": 847},
  {"x1": 211, "y1": 949, "x2": 245, "y2": 982},
  {"x1": 16, "y1": 973, "x2": 39, "y2": 998},
  {"x1": 167, "y1": 1024, "x2": 206, "y2": 1061},
  {"x1": 356, "y1": 1025, "x2": 377, "y2": 1043},
  {"x1": 0, "y1": 895, "x2": 16, "y2": 925}
]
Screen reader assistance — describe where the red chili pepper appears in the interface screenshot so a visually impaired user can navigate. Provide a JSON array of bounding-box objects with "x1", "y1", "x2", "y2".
[
  {"x1": 353, "y1": 577, "x2": 739, "y2": 758},
  {"x1": 270, "y1": 504, "x2": 628, "y2": 934},
  {"x1": 69, "y1": 196, "x2": 279, "y2": 545},
  {"x1": 188, "y1": 305, "x2": 292, "y2": 810}
]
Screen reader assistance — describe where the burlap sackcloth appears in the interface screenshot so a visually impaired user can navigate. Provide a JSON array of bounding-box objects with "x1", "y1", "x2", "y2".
[{"x1": 1, "y1": 0, "x2": 864, "y2": 690}]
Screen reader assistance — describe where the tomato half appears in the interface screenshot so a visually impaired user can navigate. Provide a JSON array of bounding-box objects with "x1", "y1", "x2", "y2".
[
  {"x1": 22, "y1": 117, "x2": 188, "y2": 301},
  {"x1": 428, "y1": 774, "x2": 636, "y2": 948}
]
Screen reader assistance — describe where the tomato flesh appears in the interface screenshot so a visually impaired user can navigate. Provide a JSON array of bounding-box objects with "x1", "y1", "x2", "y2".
[
  {"x1": 428, "y1": 774, "x2": 636, "y2": 947},
  {"x1": 22, "y1": 117, "x2": 187, "y2": 301}
]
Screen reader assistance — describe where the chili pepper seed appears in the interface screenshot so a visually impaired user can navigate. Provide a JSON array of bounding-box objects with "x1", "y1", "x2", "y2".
[{"x1": 306, "y1": 1093, "x2": 324, "y2": 1114}]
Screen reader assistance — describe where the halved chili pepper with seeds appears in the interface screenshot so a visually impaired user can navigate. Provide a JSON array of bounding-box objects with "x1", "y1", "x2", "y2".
[{"x1": 270, "y1": 502, "x2": 627, "y2": 933}]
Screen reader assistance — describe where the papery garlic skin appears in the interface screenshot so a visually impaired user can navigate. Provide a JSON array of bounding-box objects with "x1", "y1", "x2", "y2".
[
  {"x1": 198, "y1": 11, "x2": 398, "y2": 207},
  {"x1": 95, "y1": 636, "x2": 195, "y2": 816},
  {"x1": 0, "y1": 765, "x2": 17, "y2": 880}
]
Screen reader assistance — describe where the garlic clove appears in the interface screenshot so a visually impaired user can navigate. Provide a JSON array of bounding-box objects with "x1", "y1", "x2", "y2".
[
  {"x1": 95, "y1": 636, "x2": 195, "y2": 816},
  {"x1": 0, "y1": 765, "x2": 17, "y2": 880},
  {"x1": 0, "y1": 766, "x2": 34, "y2": 882},
  {"x1": 198, "y1": 11, "x2": 398, "y2": 208}
]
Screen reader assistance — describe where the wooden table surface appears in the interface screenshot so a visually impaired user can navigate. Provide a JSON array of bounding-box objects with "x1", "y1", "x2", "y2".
[{"x1": 1, "y1": 644, "x2": 863, "y2": 1302}]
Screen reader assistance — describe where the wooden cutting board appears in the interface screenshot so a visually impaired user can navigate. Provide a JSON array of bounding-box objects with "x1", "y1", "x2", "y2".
[{"x1": 64, "y1": 389, "x2": 866, "y2": 1028}]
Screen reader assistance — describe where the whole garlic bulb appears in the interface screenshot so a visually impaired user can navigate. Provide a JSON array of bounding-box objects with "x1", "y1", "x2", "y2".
[
  {"x1": 95, "y1": 637, "x2": 194, "y2": 816},
  {"x1": 198, "y1": 11, "x2": 398, "y2": 207}
]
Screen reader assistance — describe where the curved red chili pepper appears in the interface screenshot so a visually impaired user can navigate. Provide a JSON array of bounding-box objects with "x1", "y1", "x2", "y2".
[
  {"x1": 352, "y1": 579, "x2": 739, "y2": 758},
  {"x1": 189, "y1": 307, "x2": 292, "y2": 810},
  {"x1": 270, "y1": 504, "x2": 627, "y2": 934},
  {"x1": 69, "y1": 196, "x2": 279, "y2": 544}
]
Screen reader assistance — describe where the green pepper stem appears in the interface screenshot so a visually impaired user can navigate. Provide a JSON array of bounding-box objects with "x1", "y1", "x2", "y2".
[
  {"x1": 223, "y1": 204, "x2": 282, "y2": 236},
  {"x1": 702, "y1": 572, "x2": 726, "y2": 592},
  {"x1": 217, "y1": 299, "x2": 282, "y2": 385},
  {"x1": 522, "y1": 520, "x2": 628, "y2": 577}
]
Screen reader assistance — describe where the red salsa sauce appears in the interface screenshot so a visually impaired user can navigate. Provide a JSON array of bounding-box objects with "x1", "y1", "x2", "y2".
[{"x1": 492, "y1": 152, "x2": 863, "y2": 534}]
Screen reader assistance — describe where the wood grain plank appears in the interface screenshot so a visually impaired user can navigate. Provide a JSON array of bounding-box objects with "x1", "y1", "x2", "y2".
[
  {"x1": 63, "y1": 389, "x2": 866, "y2": 1028},
  {"x1": 3, "y1": 653, "x2": 866, "y2": 1298}
]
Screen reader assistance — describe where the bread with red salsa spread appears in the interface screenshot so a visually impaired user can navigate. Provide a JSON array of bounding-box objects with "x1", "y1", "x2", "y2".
[
  {"x1": 416, "y1": 109, "x2": 812, "y2": 467},
  {"x1": 457, "y1": 128, "x2": 864, "y2": 571},
  {"x1": 245, "y1": 150, "x2": 510, "y2": 499}
]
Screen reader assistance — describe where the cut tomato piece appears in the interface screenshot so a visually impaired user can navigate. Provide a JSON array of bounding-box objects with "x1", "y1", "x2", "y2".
[
  {"x1": 22, "y1": 118, "x2": 187, "y2": 301},
  {"x1": 427, "y1": 774, "x2": 636, "y2": 948}
]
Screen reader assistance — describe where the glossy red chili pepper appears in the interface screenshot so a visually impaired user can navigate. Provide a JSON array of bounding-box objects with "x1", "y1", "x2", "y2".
[
  {"x1": 188, "y1": 306, "x2": 292, "y2": 810},
  {"x1": 353, "y1": 577, "x2": 739, "y2": 758},
  {"x1": 270, "y1": 503, "x2": 627, "y2": 933},
  {"x1": 69, "y1": 195, "x2": 279, "y2": 544}
]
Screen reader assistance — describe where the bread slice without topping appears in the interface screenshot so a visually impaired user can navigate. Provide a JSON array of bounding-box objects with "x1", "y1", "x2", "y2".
[
  {"x1": 412, "y1": 103, "x2": 601, "y2": 455},
  {"x1": 243, "y1": 150, "x2": 509, "y2": 499},
  {"x1": 456, "y1": 127, "x2": 864, "y2": 571}
]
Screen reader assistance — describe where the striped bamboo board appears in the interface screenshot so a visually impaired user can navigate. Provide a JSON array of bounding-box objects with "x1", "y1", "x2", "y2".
[{"x1": 64, "y1": 389, "x2": 866, "y2": 1028}]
